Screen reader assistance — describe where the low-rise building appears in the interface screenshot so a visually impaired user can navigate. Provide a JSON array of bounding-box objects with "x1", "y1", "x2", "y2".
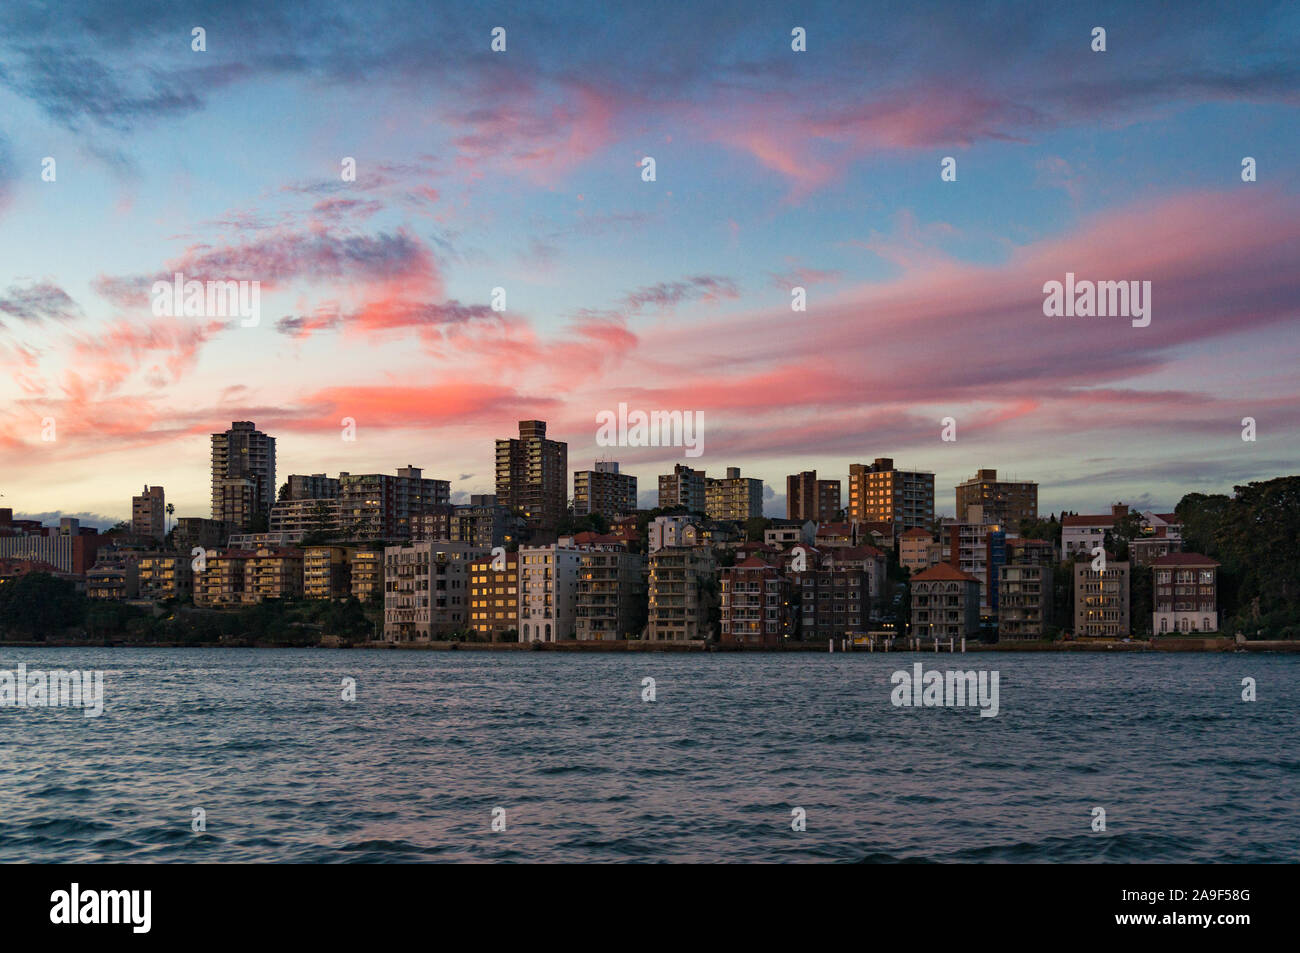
[
  {"x1": 646, "y1": 546, "x2": 715, "y2": 642},
  {"x1": 1152, "y1": 553, "x2": 1219, "y2": 634},
  {"x1": 998, "y1": 564, "x2": 1054, "y2": 639},
  {"x1": 793, "y1": 567, "x2": 870, "y2": 641},
  {"x1": 1073, "y1": 556, "x2": 1130, "y2": 637},
  {"x1": 821, "y1": 545, "x2": 888, "y2": 614},
  {"x1": 899, "y1": 528, "x2": 936, "y2": 573},
  {"x1": 382, "y1": 541, "x2": 486, "y2": 641},
  {"x1": 137, "y1": 552, "x2": 193, "y2": 601},
  {"x1": 575, "y1": 550, "x2": 647, "y2": 640},
  {"x1": 1061, "y1": 503, "x2": 1131, "y2": 559},
  {"x1": 349, "y1": 548, "x2": 384, "y2": 603},
  {"x1": 194, "y1": 550, "x2": 252, "y2": 607},
  {"x1": 720, "y1": 557, "x2": 790, "y2": 646},
  {"x1": 86, "y1": 555, "x2": 140, "y2": 600},
  {"x1": 303, "y1": 546, "x2": 352, "y2": 600},
  {"x1": 243, "y1": 547, "x2": 304, "y2": 602},
  {"x1": 518, "y1": 544, "x2": 582, "y2": 642},
  {"x1": 910, "y1": 563, "x2": 981, "y2": 640},
  {"x1": 469, "y1": 551, "x2": 519, "y2": 641}
]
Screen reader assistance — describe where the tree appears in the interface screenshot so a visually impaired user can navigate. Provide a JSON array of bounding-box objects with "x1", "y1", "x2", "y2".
[
  {"x1": 0, "y1": 572, "x2": 85, "y2": 637},
  {"x1": 1173, "y1": 478, "x2": 1300, "y2": 638},
  {"x1": 1019, "y1": 513, "x2": 1061, "y2": 542},
  {"x1": 1130, "y1": 564, "x2": 1153, "y2": 636}
]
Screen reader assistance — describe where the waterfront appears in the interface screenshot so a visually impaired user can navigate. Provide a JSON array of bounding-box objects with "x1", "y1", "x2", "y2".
[{"x1": 1, "y1": 649, "x2": 1296, "y2": 862}]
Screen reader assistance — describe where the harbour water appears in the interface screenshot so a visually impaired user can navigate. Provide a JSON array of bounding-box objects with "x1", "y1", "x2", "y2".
[{"x1": 1, "y1": 648, "x2": 1295, "y2": 862}]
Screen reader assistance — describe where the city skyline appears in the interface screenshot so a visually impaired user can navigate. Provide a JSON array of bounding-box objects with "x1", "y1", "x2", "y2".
[{"x1": 2, "y1": 1, "x2": 1298, "y2": 525}]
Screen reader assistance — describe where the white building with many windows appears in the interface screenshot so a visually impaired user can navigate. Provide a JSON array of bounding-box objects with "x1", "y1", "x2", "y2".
[{"x1": 518, "y1": 545, "x2": 582, "y2": 642}]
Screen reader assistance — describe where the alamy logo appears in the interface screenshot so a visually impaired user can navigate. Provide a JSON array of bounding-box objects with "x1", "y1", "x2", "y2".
[
  {"x1": 50, "y1": 883, "x2": 151, "y2": 933},
  {"x1": 152, "y1": 272, "x2": 260, "y2": 326},
  {"x1": 595, "y1": 402, "x2": 703, "y2": 458},
  {"x1": 0, "y1": 665, "x2": 104, "y2": 717},
  {"x1": 1042, "y1": 272, "x2": 1150, "y2": 327},
  {"x1": 890, "y1": 663, "x2": 999, "y2": 717}
]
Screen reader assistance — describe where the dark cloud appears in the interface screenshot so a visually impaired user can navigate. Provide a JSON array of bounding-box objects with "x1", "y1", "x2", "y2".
[
  {"x1": 0, "y1": 280, "x2": 82, "y2": 325},
  {"x1": 623, "y1": 276, "x2": 739, "y2": 312}
]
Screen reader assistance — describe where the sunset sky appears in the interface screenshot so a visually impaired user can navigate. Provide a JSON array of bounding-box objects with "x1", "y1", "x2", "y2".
[{"x1": 1, "y1": 0, "x2": 1297, "y2": 527}]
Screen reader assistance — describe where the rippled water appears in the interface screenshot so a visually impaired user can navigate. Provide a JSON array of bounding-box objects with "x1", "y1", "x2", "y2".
[{"x1": 0, "y1": 648, "x2": 1295, "y2": 862}]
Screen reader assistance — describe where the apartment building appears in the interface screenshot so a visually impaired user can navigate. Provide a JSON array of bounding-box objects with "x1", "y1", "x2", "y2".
[
  {"x1": 173, "y1": 517, "x2": 229, "y2": 554},
  {"x1": 786, "y1": 470, "x2": 841, "y2": 522},
  {"x1": 573, "y1": 461, "x2": 637, "y2": 518},
  {"x1": 821, "y1": 545, "x2": 888, "y2": 614},
  {"x1": 286, "y1": 473, "x2": 341, "y2": 500},
  {"x1": 269, "y1": 498, "x2": 343, "y2": 542},
  {"x1": 411, "y1": 499, "x2": 517, "y2": 549},
  {"x1": 1073, "y1": 556, "x2": 1131, "y2": 637},
  {"x1": 944, "y1": 507, "x2": 1010, "y2": 617},
  {"x1": 910, "y1": 563, "x2": 981, "y2": 640},
  {"x1": 899, "y1": 528, "x2": 936, "y2": 573},
  {"x1": 469, "y1": 551, "x2": 519, "y2": 641},
  {"x1": 211, "y1": 422, "x2": 276, "y2": 531},
  {"x1": 646, "y1": 546, "x2": 715, "y2": 642},
  {"x1": 382, "y1": 541, "x2": 486, "y2": 641},
  {"x1": 792, "y1": 567, "x2": 871, "y2": 641},
  {"x1": 517, "y1": 544, "x2": 582, "y2": 642},
  {"x1": 348, "y1": 548, "x2": 384, "y2": 603},
  {"x1": 193, "y1": 549, "x2": 251, "y2": 607},
  {"x1": 86, "y1": 555, "x2": 140, "y2": 600},
  {"x1": 575, "y1": 550, "x2": 647, "y2": 640},
  {"x1": 720, "y1": 557, "x2": 790, "y2": 647},
  {"x1": 131, "y1": 485, "x2": 166, "y2": 542},
  {"x1": 338, "y1": 466, "x2": 451, "y2": 540},
  {"x1": 1062, "y1": 503, "x2": 1132, "y2": 558},
  {"x1": 1152, "y1": 552, "x2": 1219, "y2": 634},
  {"x1": 303, "y1": 546, "x2": 352, "y2": 600},
  {"x1": 998, "y1": 564, "x2": 1054, "y2": 639},
  {"x1": 846, "y1": 457, "x2": 935, "y2": 531},
  {"x1": 243, "y1": 548, "x2": 304, "y2": 602},
  {"x1": 0, "y1": 525, "x2": 105, "y2": 575},
  {"x1": 1005, "y1": 536, "x2": 1057, "y2": 567},
  {"x1": 496, "y1": 420, "x2": 568, "y2": 532},
  {"x1": 705, "y1": 467, "x2": 763, "y2": 521},
  {"x1": 137, "y1": 553, "x2": 193, "y2": 601},
  {"x1": 955, "y1": 468, "x2": 1038, "y2": 527},
  {"x1": 658, "y1": 464, "x2": 707, "y2": 513}
]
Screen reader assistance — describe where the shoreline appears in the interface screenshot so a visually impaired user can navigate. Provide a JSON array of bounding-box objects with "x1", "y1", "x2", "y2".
[{"x1": 2, "y1": 638, "x2": 1298, "y2": 653}]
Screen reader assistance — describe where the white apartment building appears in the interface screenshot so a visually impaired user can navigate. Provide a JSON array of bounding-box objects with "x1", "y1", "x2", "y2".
[{"x1": 518, "y1": 545, "x2": 582, "y2": 642}]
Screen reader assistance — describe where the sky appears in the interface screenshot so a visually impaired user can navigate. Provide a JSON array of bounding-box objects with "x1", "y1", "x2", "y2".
[{"x1": 1, "y1": 0, "x2": 1297, "y2": 528}]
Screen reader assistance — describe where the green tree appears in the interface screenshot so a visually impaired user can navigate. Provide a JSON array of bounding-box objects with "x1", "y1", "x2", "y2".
[{"x1": 0, "y1": 572, "x2": 85, "y2": 637}]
